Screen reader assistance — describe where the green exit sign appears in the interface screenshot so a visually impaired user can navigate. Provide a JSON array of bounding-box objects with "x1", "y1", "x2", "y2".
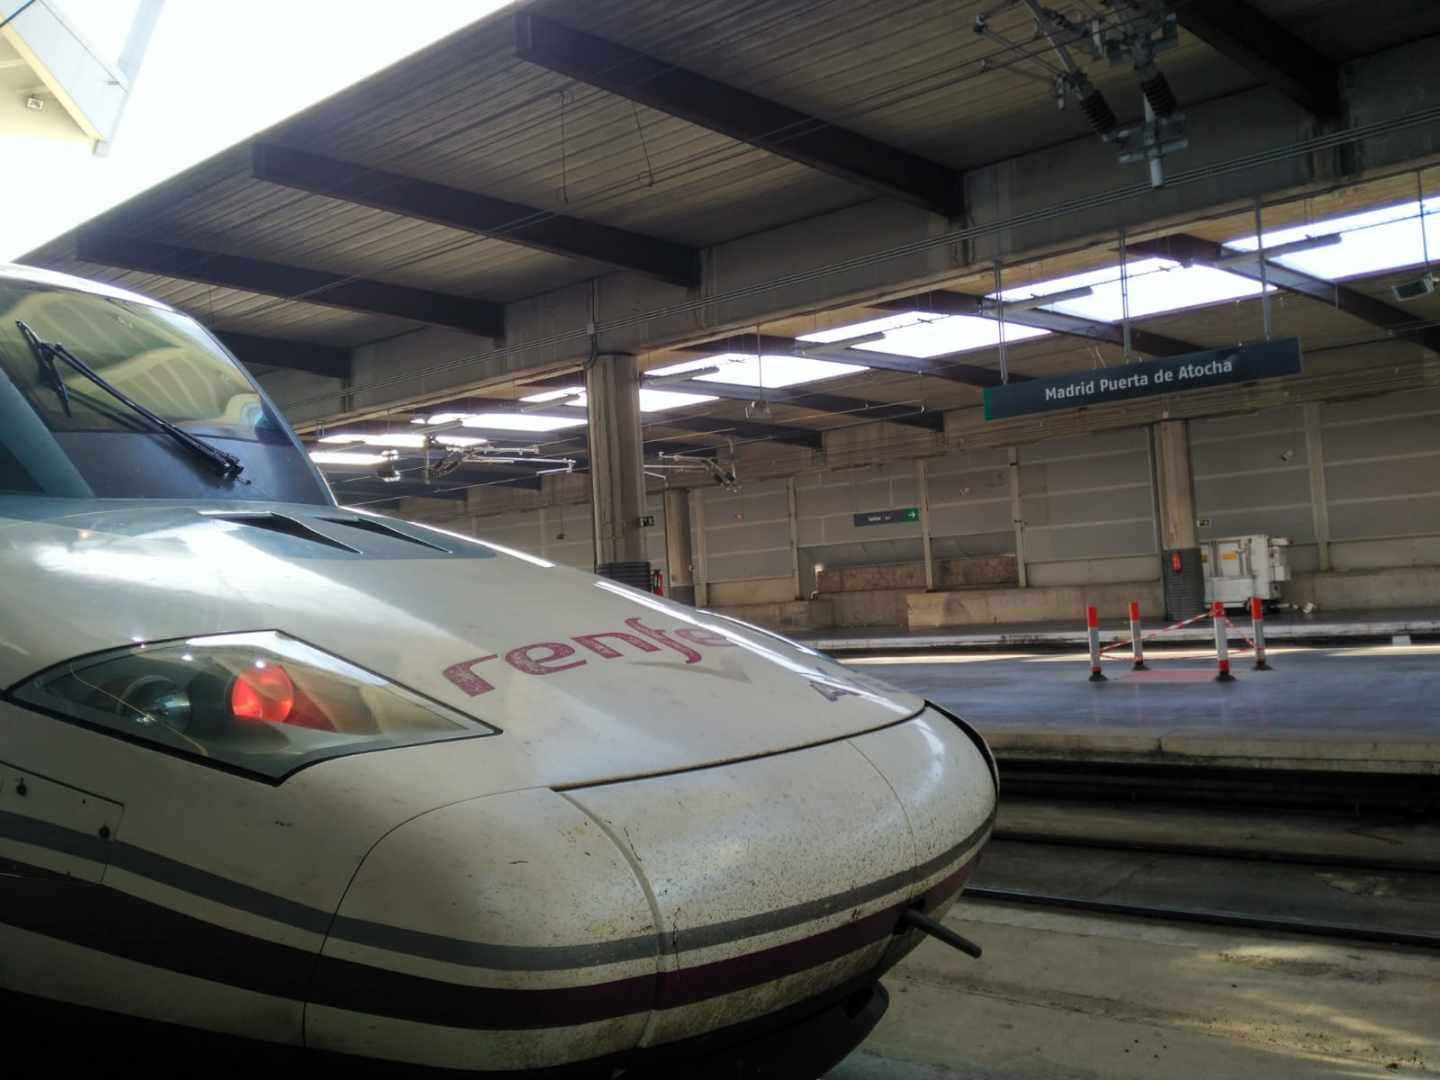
[{"x1": 853, "y1": 507, "x2": 919, "y2": 527}]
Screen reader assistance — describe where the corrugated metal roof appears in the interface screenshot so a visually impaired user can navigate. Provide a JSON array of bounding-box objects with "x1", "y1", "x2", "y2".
[
  {"x1": 22, "y1": 0, "x2": 1261, "y2": 337},
  {"x1": 18, "y1": 0, "x2": 1430, "y2": 466}
]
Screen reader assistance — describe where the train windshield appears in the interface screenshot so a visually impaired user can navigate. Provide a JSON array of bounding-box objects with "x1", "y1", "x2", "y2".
[{"x1": 0, "y1": 275, "x2": 330, "y2": 505}]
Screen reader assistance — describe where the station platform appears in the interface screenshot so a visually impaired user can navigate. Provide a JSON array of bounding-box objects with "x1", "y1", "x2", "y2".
[
  {"x1": 841, "y1": 640, "x2": 1440, "y2": 775},
  {"x1": 803, "y1": 607, "x2": 1439, "y2": 653}
]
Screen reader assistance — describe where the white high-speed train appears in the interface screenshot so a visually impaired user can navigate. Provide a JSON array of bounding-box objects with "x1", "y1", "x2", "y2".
[{"x1": 0, "y1": 264, "x2": 996, "y2": 1077}]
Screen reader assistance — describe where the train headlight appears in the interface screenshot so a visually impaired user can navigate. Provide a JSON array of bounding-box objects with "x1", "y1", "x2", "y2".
[{"x1": 9, "y1": 631, "x2": 497, "y2": 780}]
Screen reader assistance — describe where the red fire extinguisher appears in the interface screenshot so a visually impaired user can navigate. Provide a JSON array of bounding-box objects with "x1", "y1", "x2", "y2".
[
  {"x1": 1171, "y1": 551, "x2": 1183, "y2": 574},
  {"x1": 651, "y1": 569, "x2": 665, "y2": 596}
]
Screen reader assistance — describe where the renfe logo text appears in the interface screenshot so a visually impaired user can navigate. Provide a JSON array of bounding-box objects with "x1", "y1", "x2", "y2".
[{"x1": 443, "y1": 617, "x2": 734, "y2": 697}]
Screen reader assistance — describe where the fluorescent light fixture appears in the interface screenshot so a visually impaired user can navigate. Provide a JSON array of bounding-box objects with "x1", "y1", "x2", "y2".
[
  {"x1": 421, "y1": 412, "x2": 588, "y2": 432},
  {"x1": 994, "y1": 258, "x2": 1268, "y2": 322},
  {"x1": 1224, "y1": 198, "x2": 1440, "y2": 281},
  {"x1": 854, "y1": 315, "x2": 1049, "y2": 358},
  {"x1": 433, "y1": 435, "x2": 490, "y2": 448},
  {"x1": 309, "y1": 450, "x2": 390, "y2": 466},
  {"x1": 523, "y1": 382, "x2": 718, "y2": 412},
  {"x1": 649, "y1": 353, "x2": 867, "y2": 388},
  {"x1": 316, "y1": 432, "x2": 489, "y2": 449},
  {"x1": 520, "y1": 386, "x2": 585, "y2": 405},
  {"x1": 798, "y1": 311, "x2": 947, "y2": 343}
]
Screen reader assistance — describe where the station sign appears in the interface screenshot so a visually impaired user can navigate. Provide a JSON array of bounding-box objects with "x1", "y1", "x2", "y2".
[
  {"x1": 983, "y1": 337, "x2": 1303, "y2": 421},
  {"x1": 853, "y1": 507, "x2": 920, "y2": 527}
]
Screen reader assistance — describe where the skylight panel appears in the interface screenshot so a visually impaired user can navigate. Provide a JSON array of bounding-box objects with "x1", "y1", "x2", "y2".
[
  {"x1": 649, "y1": 353, "x2": 868, "y2": 389},
  {"x1": 520, "y1": 385, "x2": 718, "y2": 412},
  {"x1": 637, "y1": 388, "x2": 719, "y2": 411},
  {"x1": 853, "y1": 315, "x2": 1049, "y2": 358},
  {"x1": 798, "y1": 311, "x2": 947, "y2": 344},
  {"x1": 1224, "y1": 198, "x2": 1440, "y2": 281},
  {"x1": 996, "y1": 258, "x2": 1267, "y2": 321}
]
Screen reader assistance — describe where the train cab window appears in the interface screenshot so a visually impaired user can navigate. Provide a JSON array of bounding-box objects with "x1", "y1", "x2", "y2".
[{"x1": 0, "y1": 276, "x2": 331, "y2": 506}]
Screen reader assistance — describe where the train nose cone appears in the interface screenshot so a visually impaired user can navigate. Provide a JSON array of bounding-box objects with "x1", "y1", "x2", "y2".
[
  {"x1": 302, "y1": 708, "x2": 994, "y2": 1075},
  {"x1": 305, "y1": 788, "x2": 661, "y2": 1072},
  {"x1": 565, "y1": 707, "x2": 995, "y2": 1050}
]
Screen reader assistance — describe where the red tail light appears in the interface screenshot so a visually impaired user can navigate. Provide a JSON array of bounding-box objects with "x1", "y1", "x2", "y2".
[{"x1": 230, "y1": 663, "x2": 296, "y2": 723}]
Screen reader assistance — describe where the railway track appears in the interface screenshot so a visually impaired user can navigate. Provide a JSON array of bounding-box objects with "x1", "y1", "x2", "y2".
[
  {"x1": 965, "y1": 878, "x2": 1440, "y2": 951},
  {"x1": 996, "y1": 758, "x2": 1440, "y2": 814},
  {"x1": 968, "y1": 761, "x2": 1440, "y2": 950}
]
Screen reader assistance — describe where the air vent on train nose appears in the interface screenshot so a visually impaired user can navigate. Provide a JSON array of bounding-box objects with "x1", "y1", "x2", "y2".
[
  {"x1": 318, "y1": 516, "x2": 452, "y2": 553},
  {"x1": 203, "y1": 512, "x2": 360, "y2": 553}
]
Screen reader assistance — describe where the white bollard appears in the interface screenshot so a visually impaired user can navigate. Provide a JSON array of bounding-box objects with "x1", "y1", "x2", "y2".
[
  {"x1": 1129, "y1": 600, "x2": 1147, "y2": 671},
  {"x1": 1251, "y1": 596, "x2": 1271, "y2": 670},
  {"x1": 1213, "y1": 601, "x2": 1236, "y2": 683},
  {"x1": 1087, "y1": 605, "x2": 1107, "y2": 682}
]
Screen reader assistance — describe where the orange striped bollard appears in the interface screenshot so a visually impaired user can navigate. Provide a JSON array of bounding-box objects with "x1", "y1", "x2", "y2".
[
  {"x1": 1251, "y1": 596, "x2": 1271, "y2": 670},
  {"x1": 1129, "y1": 600, "x2": 1147, "y2": 671},
  {"x1": 1213, "y1": 601, "x2": 1236, "y2": 682},
  {"x1": 1087, "y1": 606, "x2": 1107, "y2": 682}
]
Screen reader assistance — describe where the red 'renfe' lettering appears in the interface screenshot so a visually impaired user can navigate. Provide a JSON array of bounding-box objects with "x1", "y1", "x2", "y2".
[
  {"x1": 442, "y1": 654, "x2": 498, "y2": 697},
  {"x1": 624, "y1": 617, "x2": 701, "y2": 663},
  {"x1": 443, "y1": 619, "x2": 741, "y2": 696},
  {"x1": 572, "y1": 632, "x2": 661, "y2": 659},
  {"x1": 504, "y1": 642, "x2": 587, "y2": 675}
]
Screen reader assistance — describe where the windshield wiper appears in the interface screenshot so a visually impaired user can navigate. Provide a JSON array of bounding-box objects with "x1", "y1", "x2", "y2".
[
  {"x1": 17, "y1": 319, "x2": 72, "y2": 417},
  {"x1": 15, "y1": 320, "x2": 245, "y2": 481}
]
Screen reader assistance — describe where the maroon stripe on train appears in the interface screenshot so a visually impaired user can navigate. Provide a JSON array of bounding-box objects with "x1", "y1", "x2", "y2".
[{"x1": 0, "y1": 846, "x2": 982, "y2": 1032}]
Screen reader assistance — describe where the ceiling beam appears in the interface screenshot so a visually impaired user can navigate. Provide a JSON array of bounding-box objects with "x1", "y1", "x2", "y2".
[
  {"x1": 667, "y1": 333, "x2": 808, "y2": 359},
  {"x1": 219, "y1": 332, "x2": 351, "y2": 379},
  {"x1": 671, "y1": 333, "x2": 1017, "y2": 387},
  {"x1": 1129, "y1": 233, "x2": 1440, "y2": 355},
  {"x1": 878, "y1": 291, "x2": 1202, "y2": 357},
  {"x1": 251, "y1": 143, "x2": 700, "y2": 288},
  {"x1": 514, "y1": 13, "x2": 965, "y2": 217},
  {"x1": 646, "y1": 377, "x2": 943, "y2": 430},
  {"x1": 76, "y1": 233, "x2": 504, "y2": 338},
  {"x1": 1170, "y1": 0, "x2": 1339, "y2": 116}
]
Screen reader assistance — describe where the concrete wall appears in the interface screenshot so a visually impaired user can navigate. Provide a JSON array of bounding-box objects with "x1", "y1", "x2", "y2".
[
  {"x1": 698, "y1": 477, "x2": 794, "y2": 586},
  {"x1": 909, "y1": 582, "x2": 1163, "y2": 629},
  {"x1": 401, "y1": 383, "x2": 1440, "y2": 631},
  {"x1": 1193, "y1": 389, "x2": 1440, "y2": 602}
]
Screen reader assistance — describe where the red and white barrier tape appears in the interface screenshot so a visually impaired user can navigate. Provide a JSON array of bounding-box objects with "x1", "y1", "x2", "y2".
[
  {"x1": 1098, "y1": 608, "x2": 1211, "y2": 654},
  {"x1": 1222, "y1": 616, "x2": 1258, "y2": 652}
]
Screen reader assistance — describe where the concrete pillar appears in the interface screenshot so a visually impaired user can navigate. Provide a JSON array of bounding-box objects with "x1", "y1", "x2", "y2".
[
  {"x1": 662, "y1": 487, "x2": 696, "y2": 605},
  {"x1": 1303, "y1": 403, "x2": 1332, "y2": 571},
  {"x1": 1008, "y1": 448, "x2": 1028, "y2": 588},
  {"x1": 1153, "y1": 420, "x2": 1205, "y2": 619},
  {"x1": 916, "y1": 459, "x2": 935, "y2": 591},
  {"x1": 787, "y1": 478, "x2": 802, "y2": 601},
  {"x1": 586, "y1": 352, "x2": 650, "y2": 588}
]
